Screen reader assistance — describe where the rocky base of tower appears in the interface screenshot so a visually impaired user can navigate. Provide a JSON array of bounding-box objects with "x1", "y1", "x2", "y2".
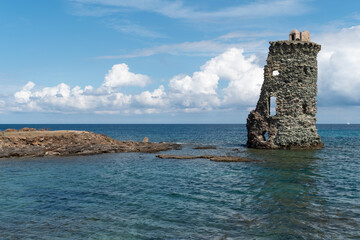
[{"x1": 247, "y1": 110, "x2": 323, "y2": 150}]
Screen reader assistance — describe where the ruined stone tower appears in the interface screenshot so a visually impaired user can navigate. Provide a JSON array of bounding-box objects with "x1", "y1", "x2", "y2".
[{"x1": 246, "y1": 30, "x2": 323, "y2": 149}]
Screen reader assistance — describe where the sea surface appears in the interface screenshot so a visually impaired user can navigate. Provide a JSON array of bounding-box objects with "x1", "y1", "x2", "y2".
[{"x1": 0, "y1": 124, "x2": 359, "y2": 239}]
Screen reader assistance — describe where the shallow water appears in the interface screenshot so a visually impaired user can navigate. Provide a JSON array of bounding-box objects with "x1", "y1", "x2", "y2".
[{"x1": 0, "y1": 124, "x2": 359, "y2": 239}]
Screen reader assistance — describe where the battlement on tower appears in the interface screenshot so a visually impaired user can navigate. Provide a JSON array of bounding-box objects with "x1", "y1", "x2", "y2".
[
  {"x1": 289, "y1": 29, "x2": 311, "y2": 42},
  {"x1": 269, "y1": 40, "x2": 321, "y2": 48}
]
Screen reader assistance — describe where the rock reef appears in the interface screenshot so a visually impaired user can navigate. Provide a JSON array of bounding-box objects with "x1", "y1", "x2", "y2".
[
  {"x1": 156, "y1": 154, "x2": 258, "y2": 162},
  {"x1": 0, "y1": 128, "x2": 179, "y2": 158}
]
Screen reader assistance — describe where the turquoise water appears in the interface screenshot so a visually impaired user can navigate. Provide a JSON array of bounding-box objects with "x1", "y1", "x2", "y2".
[{"x1": 0, "y1": 124, "x2": 359, "y2": 239}]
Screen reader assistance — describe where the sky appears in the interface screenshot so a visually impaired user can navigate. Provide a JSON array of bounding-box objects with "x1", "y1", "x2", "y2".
[{"x1": 0, "y1": 0, "x2": 360, "y2": 124}]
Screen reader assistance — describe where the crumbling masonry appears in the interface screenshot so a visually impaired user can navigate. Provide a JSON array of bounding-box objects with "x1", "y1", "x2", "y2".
[{"x1": 247, "y1": 30, "x2": 323, "y2": 149}]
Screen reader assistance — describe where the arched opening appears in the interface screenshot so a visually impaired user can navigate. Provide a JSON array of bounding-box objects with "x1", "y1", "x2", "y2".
[
  {"x1": 289, "y1": 29, "x2": 300, "y2": 41},
  {"x1": 290, "y1": 33, "x2": 300, "y2": 40}
]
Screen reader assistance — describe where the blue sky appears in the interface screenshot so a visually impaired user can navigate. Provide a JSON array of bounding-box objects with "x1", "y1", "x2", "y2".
[{"x1": 0, "y1": 0, "x2": 360, "y2": 123}]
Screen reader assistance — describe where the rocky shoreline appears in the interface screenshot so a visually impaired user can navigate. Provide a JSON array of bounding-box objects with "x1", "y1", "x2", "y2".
[{"x1": 0, "y1": 128, "x2": 180, "y2": 158}]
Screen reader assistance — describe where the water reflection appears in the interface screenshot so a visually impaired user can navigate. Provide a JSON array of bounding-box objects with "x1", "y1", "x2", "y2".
[{"x1": 246, "y1": 149, "x2": 326, "y2": 239}]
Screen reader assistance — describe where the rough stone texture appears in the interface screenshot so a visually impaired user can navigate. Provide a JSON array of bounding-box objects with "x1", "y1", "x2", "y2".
[
  {"x1": 0, "y1": 130, "x2": 180, "y2": 158},
  {"x1": 247, "y1": 36, "x2": 323, "y2": 149},
  {"x1": 300, "y1": 31, "x2": 311, "y2": 42}
]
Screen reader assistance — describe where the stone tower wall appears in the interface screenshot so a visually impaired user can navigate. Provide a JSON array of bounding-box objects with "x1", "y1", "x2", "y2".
[{"x1": 247, "y1": 40, "x2": 323, "y2": 149}]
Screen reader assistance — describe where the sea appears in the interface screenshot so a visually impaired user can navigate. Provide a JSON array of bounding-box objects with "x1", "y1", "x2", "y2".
[{"x1": 0, "y1": 124, "x2": 359, "y2": 239}]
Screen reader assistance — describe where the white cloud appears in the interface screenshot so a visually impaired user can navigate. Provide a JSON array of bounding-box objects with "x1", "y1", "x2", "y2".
[
  {"x1": 193, "y1": 0, "x2": 309, "y2": 19},
  {"x1": 13, "y1": 82, "x2": 134, "y2": 113},
  {"x1": 168, "y1": 48, "x2": 263, "y2": 110},
  {"x1": 106, "y1": 20, "x2": 167, "y2": 38},
  {"x1": 316, "y1": 25, "x2": 360, "y2": 104},
  {"x1": 133, "y1": 85, "x2": 167, "y2": 107},
  {"x1": 94, "y1": 110, "x2": 121, "y2": 114},
  {"x1": 14, "y1": 81, "x2": 35, "y2": 104},
  {"x1": 71, "y1": 0, "x2": 309, "y2": 44},
  {"x1": 73, "y1": 0, "x2": 310, "y2": 20},
  {"x1": 12, "y1": 64, "x2": 142, "y2": 113},
  {"x1": 10, "y1": 25, "x2": 360, "y2": 116},
  {"x1": 111, "y1": 23, "x2": 165, "y2": 38},
  {"x1": 9, "y1": 48, "x2": 264, "y2": 114},
  {"x1": 97, "y1": 39, "x2": 266, "y2": 59},
  {"x1": 219, "y1": 51, "x2": 264, "y2": 105},
  {"x1": 169, "y1": 72, "x2": 221, "y2": 109},
  {"x1": 217, "y1": 31, "x2": 283, "y2": 41},
  {"x1": 5, "y1": 24, "x2": 360, "y2": 119},
  {"x1": 102, "y1": 64, "x2": 150, "y2": 89}
]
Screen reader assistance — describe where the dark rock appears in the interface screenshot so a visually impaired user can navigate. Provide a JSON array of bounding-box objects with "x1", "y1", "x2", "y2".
[
  {"x1": 193, "y1": 145, "x2": 216, "y2": 149},
  {"x1": 156, "y1": 154, "x2": 259, "y2": 162},
  {"x1": 232, "y1": 148, "x2": 246, "y2": 153},
  {"x1": 156, "y1": 154, "x2": 204, "y2": 159},
  {"x1": 171, "y1": 144, "x2": 182, "y2": 150},
  {"x1": 208, "y1": 156, "x2": 258, "y2": 162}
]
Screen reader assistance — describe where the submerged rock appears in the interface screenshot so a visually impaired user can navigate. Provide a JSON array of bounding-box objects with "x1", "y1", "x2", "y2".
[
  {"x1": 156, "y1": 154, "x2": 259, "y2": 162},
  {"x1": 193, "y1": 145, "x2": 217, "y2": 150}
]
